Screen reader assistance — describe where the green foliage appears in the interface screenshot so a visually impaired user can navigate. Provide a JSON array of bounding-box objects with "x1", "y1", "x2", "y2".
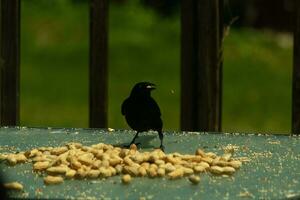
[
  {"x1": 20, "y1": 0, "x2": 292, "y2": 133},
  {"x1": 223, "y1": 29, "x2": 292, "y2": 133}
]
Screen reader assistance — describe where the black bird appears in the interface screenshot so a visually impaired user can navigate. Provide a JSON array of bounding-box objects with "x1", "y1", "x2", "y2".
[{"x1": 121, "y1": 82, "x2": 164, "y2": 150}]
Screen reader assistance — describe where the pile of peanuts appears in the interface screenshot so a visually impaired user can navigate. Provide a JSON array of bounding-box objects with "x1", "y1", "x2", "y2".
[{"x1": 0, "y1": 142, "x2": 242, "y2": 186}]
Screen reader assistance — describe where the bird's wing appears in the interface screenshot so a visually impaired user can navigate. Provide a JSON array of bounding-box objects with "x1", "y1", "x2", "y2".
[{"x1": 148, "y1": 97, "x2": 161, "y2": 117}]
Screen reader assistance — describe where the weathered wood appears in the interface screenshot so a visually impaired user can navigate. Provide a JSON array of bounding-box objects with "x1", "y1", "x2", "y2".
[
  {"x1": 180, "y1": 0, "x2": 197, "y2": 131},
  {"x1": 181, "y1": 0, "x2": 223, "y2": 131},
  {"x1": 218, "y1": 0, "x2": 224, "y2": 131},
  {"x1": 89, "y1": 0, "x2": 108, "y2": 128},
  {"x1": 292, "y1": 1, "x2": 300, "y2": 135},
  {"x1": 0, "y1": 0, "x2": 20, "y2": 126}
]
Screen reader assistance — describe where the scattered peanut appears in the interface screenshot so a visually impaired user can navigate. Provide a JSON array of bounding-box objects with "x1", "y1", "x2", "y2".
[
  {"x1": 122, "y1": 174, "x2": 132, "y2": 184},
  {"x1": 205, "y1": 152, "x2": 217, "y2": 158},
  {"x1": 228, "y1": 160, "x2": 242, "y2": 169},
  {"x1": 183, "y1": 167, "x2": 194, "y2": 175},
  {"x1": 3, "y1": 182, "x2": 23, "y2": 190},
  {"x1": 221, "y1": 153, "x2": 232, "y2": 161},
  {"x1": 47, "y1": 166, "x2": 68, "y2": 174},
  {"x1": 6, "y1": 155, "x2": 17, "y2": 165},
  {"x1": 87, "y1": 169, "x2": 100, "y2": 178},
  {"x1": 0, "y1": 142, "x2": 245, "y2": 186},
  {"x1": 0, "y1": 154, "x2": 7, "y2": 161},
  {"x1": 14, "y1": 153, "x2": 27, "y2": 163},
  {"x1": 199, "y1": 162, "x2": 210, "y2": 169},
  {"x1": 147, "y1": 167, "x2": 158, "y2": 178},
  {"x1": 157, "y1": 168, "x2": 166, "y2": 177},
  {"x1": 168, "y1": 168, "x2": 184, "y2": 179},
  {"x1": 123, "y1": 166, "x2": 139, "y2": 176},
  {"x1": 194, "y1": 165, "x2": 206, "y2": 173},
  {"x1": 210, "y1": 166, "x2": 224, "y2": 175},
  {"x1": 33, "y1": 161, "x2": 50, "y2": 171},
  {"x1": 77, "y1": 153, "x2": 94, "y2": 166},
  {"x1": 65, "y1": 169, "x2": 77, "y2": 178},
  {"x1": 138, "y1": 166, "x2": 147, "y2": 176},
  {"x1": 51, "y1": 147, "x2": 68, "y2": 155},
  {"x1": 44, "y1": 175, "x2": 64, "y2": 185},
  {"x1": 222, "y1": 166, "x2": 236, "y2": 174},
  {"x1": 188, "y1": 175, "x2": 200, "y2": 184}
]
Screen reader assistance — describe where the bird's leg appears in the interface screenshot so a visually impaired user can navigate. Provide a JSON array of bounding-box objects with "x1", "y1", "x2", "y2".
[
  {"x1": 127, "y1": 131, "x2": 140, "y2": 147},
  {"x1": 123, "y1": 132, "x2": 141, "y2": 148},
  {"x1": 158, "y1": 131, "x2": 165, "y2": 152}
]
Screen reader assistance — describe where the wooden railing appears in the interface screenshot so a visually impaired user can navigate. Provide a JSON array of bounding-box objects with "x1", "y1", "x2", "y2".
[
  {"x1": 293, "y1": 0, "x2": 300, "y2": 134},
  {"x1": 0, "y1": 0, "x2": 299, "y2": 134}
]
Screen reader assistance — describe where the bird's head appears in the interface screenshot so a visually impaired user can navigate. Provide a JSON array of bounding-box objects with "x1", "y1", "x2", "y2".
[{"x1": 130, "y1": 82, "x2": 156, "y2": 97}]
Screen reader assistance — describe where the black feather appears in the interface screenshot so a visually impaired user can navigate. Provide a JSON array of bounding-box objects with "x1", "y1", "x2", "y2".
[{"x1": 121, "y1": 82, "x2": 164, "y2": 150}]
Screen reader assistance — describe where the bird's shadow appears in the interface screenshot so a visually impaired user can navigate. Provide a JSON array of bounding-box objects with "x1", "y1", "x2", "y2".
[{"x1": 113, "y1": 135, "x2": 157, "y2": 149}]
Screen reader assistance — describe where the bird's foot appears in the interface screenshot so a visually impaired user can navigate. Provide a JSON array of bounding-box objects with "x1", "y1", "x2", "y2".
[{"x1": 156, "y1": 144, "x2": 165, "y2": 152}]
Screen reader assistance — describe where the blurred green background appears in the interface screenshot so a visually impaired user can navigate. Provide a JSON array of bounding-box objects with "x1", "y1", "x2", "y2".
[{"x1": 20, "y1": 0, "x2": 293, "y2": 133}]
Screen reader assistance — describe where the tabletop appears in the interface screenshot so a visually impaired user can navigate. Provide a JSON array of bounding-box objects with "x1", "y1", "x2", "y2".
[{"x1": 0, "y1": 127, "x2": 300, "y2": 199}]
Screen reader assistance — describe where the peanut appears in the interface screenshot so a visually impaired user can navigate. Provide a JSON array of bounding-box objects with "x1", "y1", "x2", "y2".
[
  {"x1": 46, "y1": 166, "x2": 68, "y2": 174},
  {"x1": 194, "y1": 165, "x2": 206, "y2": 173},
  {"x1": 28, "y1": 149, "x2": 41, "y2": 158},
  {"x1": 87, "y1": 169, "x2": 100, "y2": 178},
  {"x1": 6, "y1": 155, "x2": 17, "y2": 165},
  {"x1": 65, "y1": 169, "x2": 77, "y2": 178},
  {"x1": 34, "y1": 161, "x2": 50, "y2": 171},
  {"x1": 228, "y1": 160, "x2": 242, "y2": 169},
  {"x1": 165, "y1": 163, "x2": 176, "y2": 172},
  {"x1": 168, "y1": 168, "x2": 184, "y2": 179},
  {"x1": 157, "y1": 168, "x2": 165, "y2": 177},
  {"x1": 77, "y1": 153, "x2": 94, "y2": 166},
  {"x1": 205, "y1": 152, "x2": 217, "y2": 158},
  {"x1": 188, "y1": 175, "x2": 200, "y2": 184},
  {"x1": 51, "y1": 147, "x2": 68, "y2": 155},
  {"x1": 195, "y1": 149, "x2": 206, "y2": 157},
  {"x1": 222, "y1": 166, "x2": 236, "y2": 174},
  {"x1": 0, "y1": 154, "x2": 7, "y2": 161},
  {"x1": 3, "y1": 182, "x2": 23, "y2": 190},
  {"x1": 210, "y1": 166, "x2": 224, "y2": 175},
  {"x1": 201, "y1": 157, "x2": 213, "y2": 164},
  {"x1": 44, "y1": 176, "x2": 64, "y2": 185},
  {"x1": 221, "y1": 153, "x2": 232, "y2": 161},
  {"x1": 199, "y1": 162, "x2": 210, "y2": 169},
  {"x1": 123, "y1": 166, "x2": 139, "y2": 176},
  {"x1": 122, "y1": 174, "x2": 132, "y2": 184},
  {"x1": 182, "y1": 167, "x2": 194, "y2": 175},
  {"x1": 15, "y1": 153, "x2": 27, "y2": 163},
  {"x1": 147, "y1": 167, "x2": 157, "y2": 178},
  {"x1": 138, "y1": 166, "x2": 147, "y2": 176},
  {"x1": 99, "y1": 167, "x2": 111, "y2": 177}
]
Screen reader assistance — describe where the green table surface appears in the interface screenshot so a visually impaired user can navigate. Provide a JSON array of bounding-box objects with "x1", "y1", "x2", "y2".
[{"x1": 0, "y1": 127, "x2": 300, "y2": 199}]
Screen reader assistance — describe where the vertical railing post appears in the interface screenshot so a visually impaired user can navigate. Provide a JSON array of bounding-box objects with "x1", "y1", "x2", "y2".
[
  {"x1": 89, "y1": 0, "x2": 108, "y2": 128},
  {"x1": 218, "y1": 0, "x2": 224, "y2": 131},
  {"x1": 0, "y1": 0, "x2": 20, "y2": 126},
  {"x1": 181, "y1": 0, "x2": 223, "y2": 132},
  {"x1": 292, "y1": 0, "x2": 300, "y2": 134}
]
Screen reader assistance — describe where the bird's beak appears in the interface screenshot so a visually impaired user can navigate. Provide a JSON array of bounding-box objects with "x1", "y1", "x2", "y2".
[{"x1": 146, "y1": 84, "x2": 156, "y2": 90}]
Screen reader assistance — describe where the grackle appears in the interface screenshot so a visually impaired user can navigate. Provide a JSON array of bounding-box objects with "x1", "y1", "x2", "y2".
[{"x1": 121, "y1": 82, "x2": 164, "y2": 150}]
